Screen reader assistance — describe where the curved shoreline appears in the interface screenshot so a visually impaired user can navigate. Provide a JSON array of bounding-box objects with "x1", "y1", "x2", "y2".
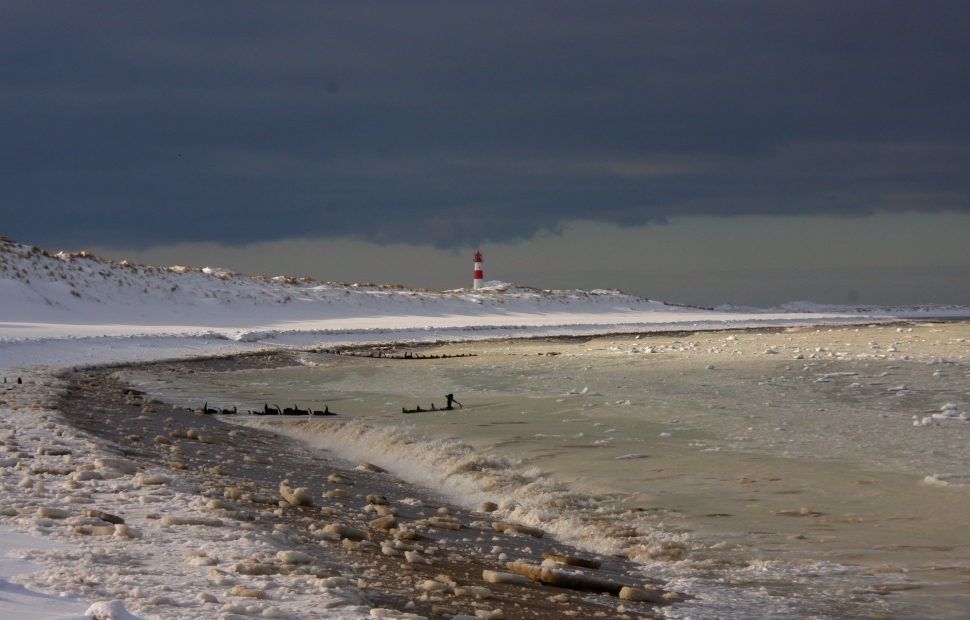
[
  {"x1": 0, "y1": 347, "x2": 684, "y2": 619},
  {"x1": 5, "y1": 310, "x2": 966, "y2": 375},
  {"x1": 3, "y1": 317, "x2": 967, "y2": 618}
]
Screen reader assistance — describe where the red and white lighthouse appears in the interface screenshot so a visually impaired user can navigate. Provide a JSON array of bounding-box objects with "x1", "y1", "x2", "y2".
[{"x1": 473, "y1": 251, "x2": 484, "y2": 289}]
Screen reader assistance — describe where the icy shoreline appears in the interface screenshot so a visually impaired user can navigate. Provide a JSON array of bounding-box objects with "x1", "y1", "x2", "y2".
[
  {"x1": 0, "y1": 363, "x2": 377, "y2": 619},
  {"x1": 2, "y1": 333, "x2": 967, "y2": 619},
  {"x1": 5, "y1": 323, "x2": 966, "y2": 619},
  {"x1": 0, "y1": 354, "x2": 693, "y2": 620}
]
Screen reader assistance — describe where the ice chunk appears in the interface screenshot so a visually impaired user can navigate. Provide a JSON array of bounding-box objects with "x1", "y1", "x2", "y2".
[{"x1": 84, "y1": 600, "x2": 144, "y2": 619}]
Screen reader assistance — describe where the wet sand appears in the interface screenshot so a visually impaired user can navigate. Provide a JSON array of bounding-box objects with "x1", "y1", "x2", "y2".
[{"x1": 54, "y1": 352, "x2": 676, "y2": 619}]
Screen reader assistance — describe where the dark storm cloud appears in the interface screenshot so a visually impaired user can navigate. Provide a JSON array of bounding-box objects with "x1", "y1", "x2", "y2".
[{"x1": 1, "y1": 1, "x2": 968, "y2": 248}]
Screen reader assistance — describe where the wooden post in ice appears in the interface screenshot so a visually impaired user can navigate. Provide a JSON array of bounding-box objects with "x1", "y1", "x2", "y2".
[{"x1": 473, "y1": 251, "x2": 484, "y2": 289}]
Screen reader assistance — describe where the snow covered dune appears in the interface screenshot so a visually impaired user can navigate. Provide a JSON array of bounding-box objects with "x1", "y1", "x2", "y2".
[
  {"x1": 2, "y1": 236, "x2": 968, "y2": 370},
  {"x1": 0, "y1": 237, "x2": 673, "y2": 335}
]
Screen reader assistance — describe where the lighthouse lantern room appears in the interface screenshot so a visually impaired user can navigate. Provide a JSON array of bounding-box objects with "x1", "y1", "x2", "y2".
[{"x1": 473, "y1": 251, "x2": 484, "y2": 289}]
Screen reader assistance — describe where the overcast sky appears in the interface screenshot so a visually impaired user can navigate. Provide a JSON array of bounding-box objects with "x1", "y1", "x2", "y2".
[{"x1": 2, "y1": 2, "x2": 968, "y2": 305}]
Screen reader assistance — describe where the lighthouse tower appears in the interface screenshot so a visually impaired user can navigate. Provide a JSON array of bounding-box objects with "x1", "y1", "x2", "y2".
[{"x1": 473, "y1": 251, "x2": 484, "y2": 289}]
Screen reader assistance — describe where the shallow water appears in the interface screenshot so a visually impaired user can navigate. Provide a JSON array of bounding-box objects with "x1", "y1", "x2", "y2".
[{"x1": 127, "y1": 322, "x2": 970, "y2": 618}]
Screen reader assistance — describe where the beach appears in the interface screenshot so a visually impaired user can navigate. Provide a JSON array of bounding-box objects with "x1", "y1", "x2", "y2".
[
  {"x1": 2, "y1": 320, "x2": 968, "y2": 618},
  {"x1": 120, "y1": 322, "x2": 970, "y2": 618},
  {"x1": 0, "y1": 349, "x2": 687, "y2": 620}
]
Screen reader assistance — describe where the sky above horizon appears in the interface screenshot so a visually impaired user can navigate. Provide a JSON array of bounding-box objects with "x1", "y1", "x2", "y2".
[{"x1": 2, "y1": 2, "x2": 968, "y2": 305}]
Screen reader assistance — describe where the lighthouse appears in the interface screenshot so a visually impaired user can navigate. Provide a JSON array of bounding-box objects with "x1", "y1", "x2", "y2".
[{"x1": 473, "y1": 251, "x2": 484, "y2": 289}]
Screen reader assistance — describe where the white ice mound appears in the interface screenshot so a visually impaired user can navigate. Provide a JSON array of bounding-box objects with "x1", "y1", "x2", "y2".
[{"x1": 85, "y1": 600, "x2": 145, "y2": 619}]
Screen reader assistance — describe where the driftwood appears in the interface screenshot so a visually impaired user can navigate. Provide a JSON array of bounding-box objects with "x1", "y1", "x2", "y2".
[
  {"x1": 247, "y1": 403, "x2": 336, "y2": 416},
  {"x1": 426, "y1": 516, "x2": 462, "y2": 530},
  {"x1": 482, "y1": 570, "x2": 530, "y2": 585},
  {"x1": 84, "y1": 509, "x2": 124, "y2": 524},
  {"x1": 504, "y1": 562, "x2": 674, "y2": 603},
  {"x1": 505, "y1": 562, "x2": 622, "y2": 594},
  {"x1": 334, "y1": 350, "x2": 477, "y2": 360}
]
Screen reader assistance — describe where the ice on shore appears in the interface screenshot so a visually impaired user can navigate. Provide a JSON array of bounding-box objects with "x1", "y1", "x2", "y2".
[
  {"x1": 84, "y1": 600, "x2": 144, "y2": 620},
  {"x1": 0, "y1": 375, "x2": 382, "y2": 620}
]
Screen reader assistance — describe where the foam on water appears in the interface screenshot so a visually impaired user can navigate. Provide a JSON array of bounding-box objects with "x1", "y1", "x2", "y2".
[
  {"x1": 253, "y1": 417, "x2": 933, "y2": 620},
  {"x1": 254, "y1": 418, "x2": 688, "y2": 560},
  {"x1": 923, "y1": 473, "x2": 970, "y2": 487},
  {"x1": 250, "y1": 419, "x2": 895, "y2": 619}
]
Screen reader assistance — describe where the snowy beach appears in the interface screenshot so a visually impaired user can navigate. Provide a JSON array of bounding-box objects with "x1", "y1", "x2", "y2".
[{"x1": 2, "y1": 239, "x2": 969, "y2": 619}]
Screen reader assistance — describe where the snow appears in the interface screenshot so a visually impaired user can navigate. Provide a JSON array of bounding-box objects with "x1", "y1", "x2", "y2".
[
  {"x1": 83, "y1": 601, "x2": 144, "y2": 620},
  {"x1": 0, "y1": 528, "x2": 93, "y2": 620},
  {"x1": 0, "y1": 579, "x2": 90, "y2": 620},
  {"x1": 0, "y1": 378, "x2": 377, "y2": 619},
  {"x1": 2, "y1": 237, "x2": 967, "y2": 374}
]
